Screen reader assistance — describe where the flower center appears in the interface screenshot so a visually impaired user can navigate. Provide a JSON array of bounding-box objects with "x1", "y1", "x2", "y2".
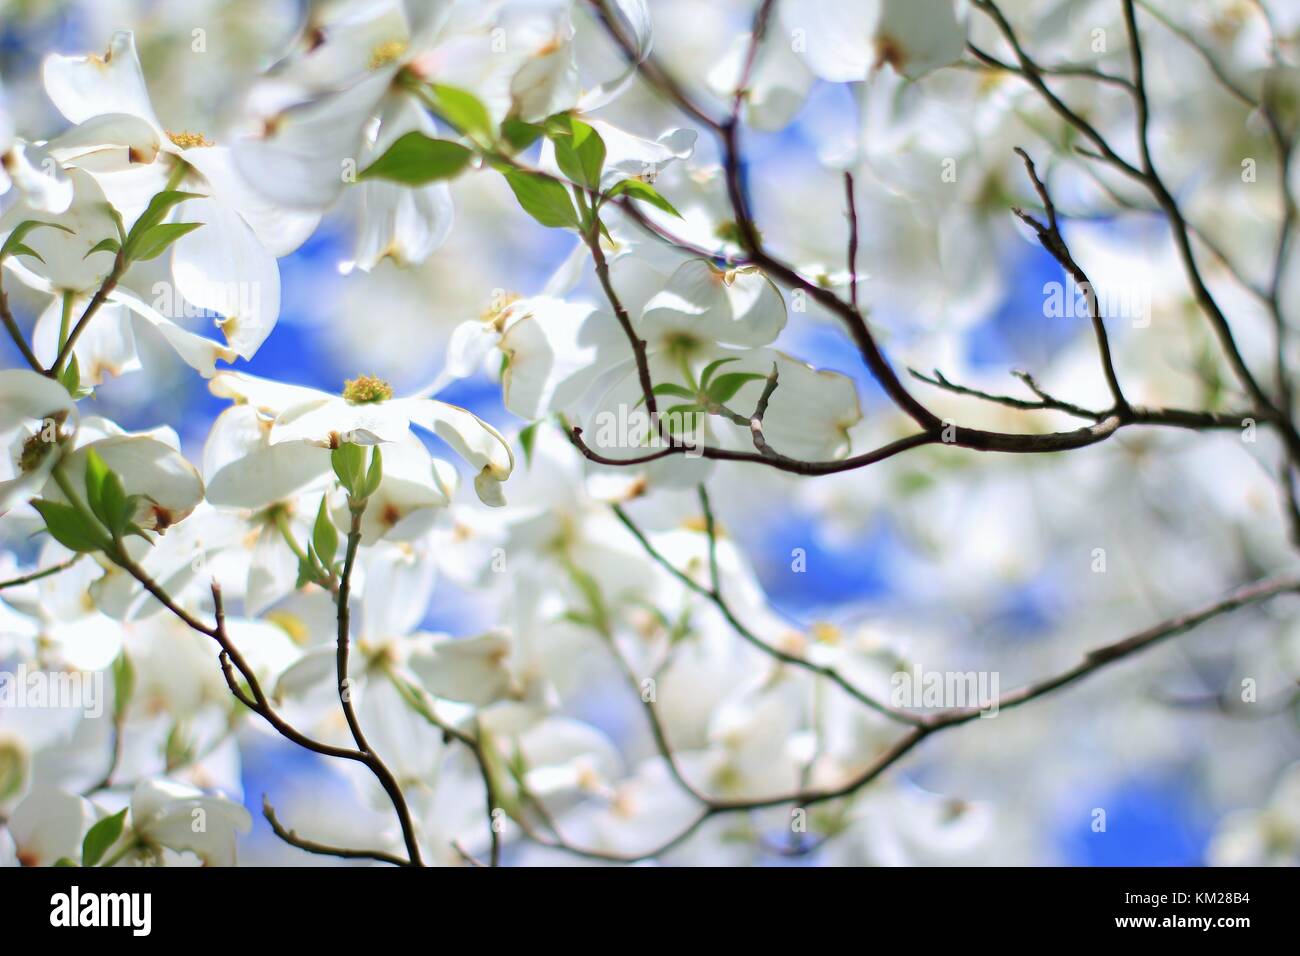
[
  {"x1": 166, "y1": 129, "x2": 214, "y2": 149},
  {"x1": 342, "y1": 375, "x2": 393, "y2": 404},
  {"x1": 0, "y1": 737, "x2": 27, "y2": 803},
  {"x1": 18, "y1": 433, "x2": 55, "y2": 474},
  {"x1": 480, "y1": 292, "x2": 522, "y2": 331},
  {"x1": 369, "y1": 39, "x2": 409, "y2": 70}
]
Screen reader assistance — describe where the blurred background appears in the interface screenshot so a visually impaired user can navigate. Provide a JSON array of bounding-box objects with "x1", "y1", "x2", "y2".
[{"x1": 2, "y1": 0, "x2": 1298, "y2": 865}]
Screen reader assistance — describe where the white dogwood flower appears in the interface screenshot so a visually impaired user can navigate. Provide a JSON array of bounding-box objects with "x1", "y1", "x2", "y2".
[
  {"x1": 209, "y1": 371, "x2": 514, "y2": 506},
  {"x1": 126, "y1": 779, "x2": 252, "y2": 867},
  {"x1": 43, "y1": 31, "x2": 319, "y2": 359},
  {"x1": 0, "y1": 370, "x2": 78, "y2": 515}
]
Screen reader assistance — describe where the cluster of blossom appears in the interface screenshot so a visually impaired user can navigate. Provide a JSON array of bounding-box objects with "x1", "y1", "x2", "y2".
[{"x1": 1, "y1": 0, "x2": 1299, "y2": 867}]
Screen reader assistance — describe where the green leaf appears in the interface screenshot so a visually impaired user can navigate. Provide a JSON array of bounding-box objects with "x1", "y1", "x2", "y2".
[
  {"x1": 0, "y1": 220, "x2": 74, "y2": 261},
  {"x1": 295, "y1": 552, "x2": 319, "y2": 590},
  {"x1": 501, "y1": 118, "x2": 544, "y2": 152},
  {"x1": 606, "y1": 178, "x2": 682, "y2": 218},
  {"x1": 58, "y1": 356, "x2": 93, "y2": 400},
  {"x1": 360, "y1": 132, "x2": 474, "y2": 185},
  {"x1": 111, "y1": 651, "x2": 134, "y2": 720},
  {"x1": 53, "y1": 858, "x2": 79, "y2": 867},
  {"x1": 564, "y1": 561, "x2": 610, "y2": 638},
  {"x1": 331, "y1": 444, "x2": 367, "y2": 496},
  {"x1": 58, "y1": 355, "x2": 79, "y2": 398},
  {"x1": 706, "y1": 372, "x2": 767, "y2": 404},
  {"x1": 83, "y1": 449, "x2": 109, "y2": 520},
  {"x1": 32, "y1": 499, "x2": 107, "y2": 553},
  {"x1": 504, "y1": 171, "x2": 579, "y2": 229},
  {"x1": 100, "y1": 473, "x2": 130, "y2": 535},
  {"x1": 81, "y1": 808, "x2": 128, "y2": 867},
  {"x1": 104, "y1": 203, "x2": 127, "y2": 245},
  {"x1": 699, "y1": 357, "x2": 740, "y2": 391},
  {"x1": 661, "y1": 403, "x2": 706, "y2": 435},
  {"x1": 83, "y1": 450, "x2": 131, "y2": 535},
  {"x1": 634, "y1": 382, "x2": 695, "y2": 408},
  {"x1": 424, "y1": 84, "x2": 493, "y2": 143},
  {"x1": 83, "y1": 237, "x2": 121, "y2": 260},
  {"x1": 312, "y1": 497, "x2": 338, "y2": 567},
  {"x1": 120, "y1": 189, "x2": 201, "y2": 260},
  {"x1": 127, "y1": 221, "x2": 202, "y2": 261},
  {"x1": 6, "y1": 244, "x2": 44, "y2": 262},
  {"x1": 518, "y1": 421, "x2": 540, "y2": 466},
  {"x1": 133, "y1": 190, "x2": 201, "y2": 231},
  {"x1": 551, "y1": 117, "x2": 605, "y2": 190},
  {"x1": 362, "y1": 446, "x2": 384, "y2": 498}
]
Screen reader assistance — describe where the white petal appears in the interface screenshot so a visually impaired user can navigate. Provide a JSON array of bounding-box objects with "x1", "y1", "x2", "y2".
[
  {"x1": 360, "y1": 539, "x2": 436, "y2": 637},
  {"x1": 43, "y1": 32, "x2": 162, "y2": 129},
  {"x1": 271, "y1": 398, "x2": 410, "y2": 447},
  {"x1": 172, "y1": 195, "x2": 281, "y2": 358},
  {"x1": 57, "y1": 434, "x2": 205, "y2": 531},
  {"x1": 203, "y1": 405, "x2": 332, "y2": 509},
  {"x1": 404, "y1": 399, "x2": 514, "y2": 505},
  {"x1": 721, "y1": 349, "x2": 863, "y2": 461},
  {"x1": 639, "y1": 260, "x2": 787, "y2": 348},
  {"x1": 33, "y1": 296, "x2": 140, "y2": 385},
  {"x1": 0, "y1": 368, "x2": 78, "y2": 430},
  {"x1": 131, "y1": 779, "x2": 251, "y2": 867},
  {"x1": 9, "y1": 787, "x2": 94, "y2": 865},
  {"x1": 247, "y1": 523, "x2": 300, "y2": 617},
  {"x1": 232, "y1": 71, "x2": 391, "y2": 210},
  {"x1": 345, "y1": 178, "x2": 453, "y2": 273},
  {"x1": 875, "y1": 0, "x2": 966, "y2": 78},
  {"x1": 707, "y1": 32, "x2": 814, "y2": 131},
  {"x1": 0, "y1": 168, "x2": 119, "y2": 294},
  {"x1": 499, "y1": 297, "x2": 625, "y2": 419},
  {"x1": 107, "y1": 285, "x2": 237, "y2": 377},
  {"x1": 578, "y1": 0, "x2": 652, "y2": 110},
  {"x1": 2, "y1": 141, "x2": 74, "y2": 213},
  {"x1": 351, "y1": 433, "x2": 450, "y2": 544},
  {"x1": 587, "y1": 121, "x2": 696, "y2": 187},
  {"x1": 410, "y1": 632, "x2": 512, "y2": 706},
  {"x1": 274, "y1": 645, "x2": 338, "y2": 700},
  {"x1": 180, "y1": 146, "x2": 320, "y2": 257},
  {"x1": 208, "y1": 370, "x2": 328, "y2": 416},
  {"x1": 45, "y1": 112, "x2": 161, "y2": 172}
]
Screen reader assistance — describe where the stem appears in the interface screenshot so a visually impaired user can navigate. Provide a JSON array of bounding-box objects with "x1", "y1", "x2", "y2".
[
  {"x1": 335, "y1": 499, "x2": 425, "y2": 867},
  {"x1": 54, "y1": 289, "x2": 74, "y2": 375},
  {"x1": 47, "y1": 252, "x2": 125, "y2": 378},
  {"x1": 0, "y1": 555, "x2": 81, "y2": 590}
]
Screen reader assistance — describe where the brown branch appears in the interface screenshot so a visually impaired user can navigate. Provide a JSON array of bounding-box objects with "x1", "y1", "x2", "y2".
[
  {"x1": 519, "y1": 575, "x2": 1300, "y2": 862},
  {"x1": 612, "y1": 500, "x2": 920, "y2": 725},
  {"x1": 0, "y1": 554, "x2": 81, "y2": 590},
  {"x1": 0, "y1": 284, "x2": 44, "y2": 374},
  {"x1": 262, "y1": 798, "x2": 411, "y2": 867},
  {"x1": 334, "y1": 504, "x2": 425, "y2": 867},
  {"x1": 1010, "y1": 147, "x2": 1129, "y2": 412}
]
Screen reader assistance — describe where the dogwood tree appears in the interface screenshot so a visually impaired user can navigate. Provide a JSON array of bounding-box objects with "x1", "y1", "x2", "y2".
[{"x1": 1, "y1": 0, "x2": 1299, "y2": 867}]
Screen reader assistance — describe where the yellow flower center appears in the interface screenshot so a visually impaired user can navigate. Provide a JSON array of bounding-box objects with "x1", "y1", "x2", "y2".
[
  {"x1": 810, "y1": 622, "x2": 842, "y2": 644},
  {"x1": 343, "y1": 375, "x2": 393, "y2": 404},
  {"x1": 166, "y1": 130, "x2": 214, "y2": 150},
  {"x1": 18, "y1": 433, "x2": 54, "y2": 473},
  {"x1": 0, "y1": 737, "x2": 27, "y2": 803},
  {"x1": 480, "y1": 292, "x2": 522, "y2": 331},
  {"x1": 369, "y1": 39, "x2": 409, "y2": 70}
]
